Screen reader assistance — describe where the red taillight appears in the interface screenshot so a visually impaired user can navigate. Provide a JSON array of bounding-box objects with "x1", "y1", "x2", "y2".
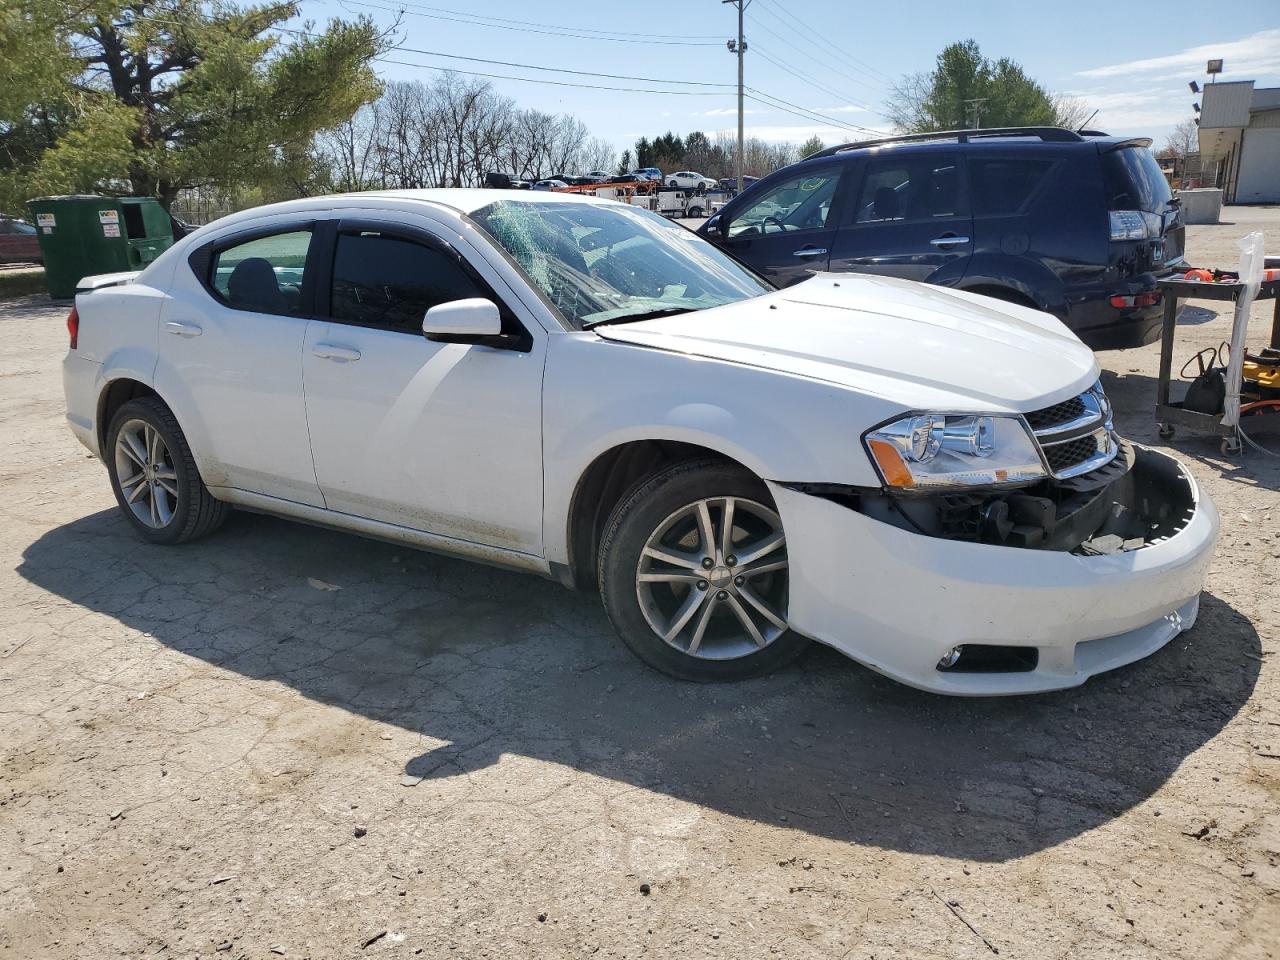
[
  {"x1": 66, "y1": 306, "x2": 79, "y2": 349},
  {"x1": 1109, "y1": 292, "x2": 1161, "y2": 309}
]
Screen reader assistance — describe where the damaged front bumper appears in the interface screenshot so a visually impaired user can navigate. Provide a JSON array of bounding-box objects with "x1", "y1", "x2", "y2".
[{"x1": 770, "y1": 446, "x2": 1219, "y2": 695}]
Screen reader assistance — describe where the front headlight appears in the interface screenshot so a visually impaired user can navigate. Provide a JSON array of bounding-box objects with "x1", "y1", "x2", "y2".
[{"x1": 864, "y1": 414, "x2": 1046, "y2": 491}]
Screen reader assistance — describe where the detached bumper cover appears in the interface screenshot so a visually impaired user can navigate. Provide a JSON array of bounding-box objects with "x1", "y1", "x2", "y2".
[{"x1": 770, "y1": 448, "x2": 1218, "y2": 695}]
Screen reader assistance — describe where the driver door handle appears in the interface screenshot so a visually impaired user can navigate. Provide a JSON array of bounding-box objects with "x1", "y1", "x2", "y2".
[
  {"x1": 793, "y1": 247, "x2": 828, "y2": 257},
  {"x1": 929, "y1": 234, "x2": 970, "y2": 247},
  {"x1": 312, "y1": 344, "x2": 361, "y2": 363},
  {"x1": 164, "y1": 320, "x2": 202, "y2": 338}
]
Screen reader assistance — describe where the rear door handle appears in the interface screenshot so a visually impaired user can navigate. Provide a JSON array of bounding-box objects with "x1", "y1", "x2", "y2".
[
  {"x1": 793, "y1": 247, "x2": 828, "y2": 257},
  {"x1": 929, "y1": 235, "x2": 970, "y2": 247},
  {"x1": 164, "y1": 321, "x2": 202, "y2": 338},
  {"x1": 312, "y1": 343, "x2": 361, "y2": 362}
]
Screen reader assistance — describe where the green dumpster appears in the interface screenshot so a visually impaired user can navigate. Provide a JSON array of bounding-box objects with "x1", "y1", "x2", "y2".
[{"x1": 27, "y1": 195, "x2": 174, "y2": 299}]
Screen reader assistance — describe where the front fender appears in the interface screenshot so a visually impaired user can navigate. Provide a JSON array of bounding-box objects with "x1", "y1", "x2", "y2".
[{"x1": 542, "y1": 334, "x2": 896, "y2": 565}]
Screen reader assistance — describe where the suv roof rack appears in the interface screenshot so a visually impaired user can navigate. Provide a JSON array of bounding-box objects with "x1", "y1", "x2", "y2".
[{"x1": 807, "y1": 126, "x2": 1089, "y2": 159}]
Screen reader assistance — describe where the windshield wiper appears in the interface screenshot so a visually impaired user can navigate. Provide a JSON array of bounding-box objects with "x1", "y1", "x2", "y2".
[{"x1": 582, "y1": 307, "x2": 696, "y2": 330}]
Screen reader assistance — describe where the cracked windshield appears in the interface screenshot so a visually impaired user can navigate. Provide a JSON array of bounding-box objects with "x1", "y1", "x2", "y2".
[{"x1": 472, "y1": 199, "x2": 770, "y2": 328}]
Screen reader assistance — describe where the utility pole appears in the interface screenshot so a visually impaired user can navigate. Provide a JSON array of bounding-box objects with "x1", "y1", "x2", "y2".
[
  {"x1": 962, "y1": 97, "x2": 988, "y2": 129},
  {"x1": 723, "y1": 0, "x2": 748, "y2": 190}
]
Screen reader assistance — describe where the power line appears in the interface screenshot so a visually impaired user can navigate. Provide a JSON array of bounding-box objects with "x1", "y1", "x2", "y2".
[
  {"x1": 340, "y1": 0, "x2": 726, "y2": 46},
  {"x1": 376, "y1": 57, "x2": 733, "y2": 96},
  {"x1": 745, "y1": 89, "x2": 884, "y2": 137},
  {"x1": 751, "y1": 42, "x2": 883, "y2": 120},
  {"x1": 752, "y1": 0, "x2": 894, "y2": 85}
]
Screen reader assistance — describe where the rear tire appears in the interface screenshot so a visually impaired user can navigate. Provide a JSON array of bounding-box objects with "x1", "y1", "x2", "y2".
[
  {"x1": 105, "y1": 396, "x2": 229, "y2": 545},
  {"x1": 598, "y1": 458, "x2": 809, "y2": 681}
]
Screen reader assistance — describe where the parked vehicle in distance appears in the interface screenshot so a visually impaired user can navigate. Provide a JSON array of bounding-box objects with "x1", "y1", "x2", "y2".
[
  {"x1": 718, "y1": 176, "x2": 759, "y2": 192},
  {"x1": 697, "y1": 127, "x2": 1186, "y2": 350},
  {"x1": 612, "y1": 173, "x2": 648, "y2": 184},
  {"x1": 635, "y1": 167, "x2": 663, "y2": 181},
  {"x1": 64, "y1": 189, "x2": 1217, "y2": 694},
  {"x1": 666, "y1": 171, "x2": 718, "y2": 192},
  {"x1": 0, "y1": 216, "x2": 42, "y2": 264},
  {"x1": 533, "y1": 179, "x2": 569, "y2": 191}
]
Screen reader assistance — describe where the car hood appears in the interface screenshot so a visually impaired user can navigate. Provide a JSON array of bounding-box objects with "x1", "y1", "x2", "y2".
[{"x1": 592, "y1": 273, "x2": 1100, "y2": 412}]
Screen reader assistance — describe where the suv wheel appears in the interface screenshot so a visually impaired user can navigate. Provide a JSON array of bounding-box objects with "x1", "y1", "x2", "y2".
[
  {"x1": 106, "y1": 397, "x2": 229, "y2": 544},
  {"x1": 598, "y1": 458, "x2": 808, "y2": 681}
]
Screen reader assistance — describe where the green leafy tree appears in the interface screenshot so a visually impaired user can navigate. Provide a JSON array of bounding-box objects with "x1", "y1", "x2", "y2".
[
  {"x1": 636, "y1": 131, "x2": 684, "y2": 176},
  {"x1": 616, "y1": 148, "x2": 632, "y2": 176},
  {"x1": 887, "y1": 39, "x2": 1056, "y2": 133},
  {"x1": 0, "y1": 0, "x2": 386, "y2": 214},
  {"x1": 799, "y1": 135, "x2": 824, "y2": 158}
]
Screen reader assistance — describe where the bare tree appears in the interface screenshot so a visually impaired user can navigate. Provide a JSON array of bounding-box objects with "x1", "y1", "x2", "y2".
[
  {"x1": 1160, "y1": 118, "x2": 1199, "y2": 158},
  {"x1": 885, "y1": 71, "x2": 931, "y2": 132},
  {"x1": 577, "y1": 136, "x2": 618, "y2": 174},
  {"x1": 1051, "y1": 93, "x2": 1094, "y2": 130}
]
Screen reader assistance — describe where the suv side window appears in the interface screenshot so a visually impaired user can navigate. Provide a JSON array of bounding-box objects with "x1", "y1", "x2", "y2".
[
  {"x1": 727, "y1": 167, "x2": 841, "y2": 238},
  {"x1": 969, "y1": 158, "x2": 1054, "y2": 216},
  {"x1": 854, "y1": 156, "x2": 961, "y2": 223},
  {"x1": 329, "y1": 230, "x2": 489, "y2": 333},
  {"x1": 210, "y1": 229, "x2": 312, "y2": 316}
]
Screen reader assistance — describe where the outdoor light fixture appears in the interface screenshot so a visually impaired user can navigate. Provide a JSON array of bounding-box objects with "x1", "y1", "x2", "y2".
[
  {"x1": 1189, "y1": 80, "x2": 1200, "y2": 93},
  {"x1": 1193, "y1": 102, "x2": 1201, "y2": 113}
]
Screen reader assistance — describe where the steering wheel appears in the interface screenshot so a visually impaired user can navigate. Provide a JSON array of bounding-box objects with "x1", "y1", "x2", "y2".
[{"x1": 762, "y1": 215, "x2": 787, "y2": 234}]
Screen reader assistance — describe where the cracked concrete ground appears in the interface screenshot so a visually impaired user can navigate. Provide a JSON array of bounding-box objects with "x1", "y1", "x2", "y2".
[{"x1": 2, "y1": 208, "x2": 1279, "y2": 960}]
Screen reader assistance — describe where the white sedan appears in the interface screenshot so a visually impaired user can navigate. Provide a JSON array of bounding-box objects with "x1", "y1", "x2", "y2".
[
  {"x1": 665, "y1": 171, "x2": 718, "y2": 192},
  {"x1": 62, "y1": 189, "x2": 1218, "y2": 694}
]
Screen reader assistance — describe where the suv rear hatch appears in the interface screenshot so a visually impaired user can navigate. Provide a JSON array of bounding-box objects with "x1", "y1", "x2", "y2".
[{"x1": 1102, "y1": 139, "x2": 1184, "y2": 271}]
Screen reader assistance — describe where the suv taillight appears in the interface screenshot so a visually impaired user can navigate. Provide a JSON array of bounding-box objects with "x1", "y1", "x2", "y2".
[
  {"x1": 67, "y1": 306, "x2": 79, "y2": 349},
  {"x1": 1109, "y1": 210, "x2": 1162, "y2": 241}
]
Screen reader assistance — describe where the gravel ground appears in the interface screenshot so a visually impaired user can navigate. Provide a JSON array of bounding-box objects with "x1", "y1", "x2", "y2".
[{"x1": 2, "y1": 207, "x2": 1278, "y2": 960}]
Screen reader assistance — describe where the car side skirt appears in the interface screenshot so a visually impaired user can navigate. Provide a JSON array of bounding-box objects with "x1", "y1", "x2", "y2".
[{"x1": 214, "y1": 487, "x2": 553, "y2": 578}]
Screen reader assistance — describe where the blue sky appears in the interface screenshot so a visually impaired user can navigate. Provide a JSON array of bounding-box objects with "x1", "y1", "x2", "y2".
[{"x1": 300, "y1": 0, "x2": 1280, "y2": 153}]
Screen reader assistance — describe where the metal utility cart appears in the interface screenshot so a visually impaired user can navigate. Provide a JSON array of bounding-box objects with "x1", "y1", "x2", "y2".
[{"x1": 1154, "y1": 272, "x2": 1280, "y2": 454}]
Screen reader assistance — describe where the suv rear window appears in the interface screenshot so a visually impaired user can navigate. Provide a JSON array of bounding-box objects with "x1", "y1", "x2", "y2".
[
  {"x1": 1102, "y1": 146, "x2": 1172, "y2": 212},
  {"x1": 969, "y1": 158, "x2": 1054, "y2": 216}
]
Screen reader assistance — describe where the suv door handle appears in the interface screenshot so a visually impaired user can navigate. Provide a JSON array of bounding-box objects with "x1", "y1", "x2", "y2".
[
  {"x1": 793, "y1": 247, "x2": 828, "y2": 257},
  {"x1": 929, "y1": 235, "x2": 970, "y2": 247},
  {"x1": 164, "y1": 321, "x2": 202, "y2": 337},
  {"x1": 312, "y1": 344, "x2": 361, "y2": 362}
]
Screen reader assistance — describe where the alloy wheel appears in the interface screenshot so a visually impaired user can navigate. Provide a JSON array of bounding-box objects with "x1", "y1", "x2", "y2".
[
  {"x1": 635, "y1": 496, "x2": 788, "y2": 660},
  {"x1": 114, "y1": 418, "x2": 179, "y2": 529}
]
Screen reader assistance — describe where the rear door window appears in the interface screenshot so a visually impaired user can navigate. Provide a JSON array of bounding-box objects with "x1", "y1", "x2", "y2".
[
  {"x1": 210, "y1": 229, "x2": 312, "y2": 316},
  {"x1": 853, "y1": 156, "x2": 962, "y2": 223},
  {"x1": 968, "y1": 158, "x2": 1055, "y2": 216}
]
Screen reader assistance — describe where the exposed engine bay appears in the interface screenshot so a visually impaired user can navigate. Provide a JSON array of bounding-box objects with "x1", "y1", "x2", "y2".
[{"x1": 789, "y1": 444, "x2": 1197, "y2": 555}]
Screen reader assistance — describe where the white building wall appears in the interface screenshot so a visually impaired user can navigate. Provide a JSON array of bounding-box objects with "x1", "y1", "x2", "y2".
[{"x1": 1235, "y1": 127, "x2": 1280, "y2": 203}]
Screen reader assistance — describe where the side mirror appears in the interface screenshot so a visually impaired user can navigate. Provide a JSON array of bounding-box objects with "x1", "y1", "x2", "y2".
[
  {"x1": 703, "y1": 213, "x2": 722, "y2": 237},
  {"x1": 422, "y1": 298, "x2": 502, "y2": 340}
]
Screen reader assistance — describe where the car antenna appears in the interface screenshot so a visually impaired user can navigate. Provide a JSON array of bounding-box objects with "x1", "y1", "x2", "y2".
[{"x1": 1077, "y1": 110, "x2": 1099, "y2": 133}]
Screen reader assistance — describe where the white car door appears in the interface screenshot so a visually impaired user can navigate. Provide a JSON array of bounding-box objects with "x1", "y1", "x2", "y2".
[
  {"x1": 301, "y1": 216, "x2": 546, "y2": 555},
  {"x1": 155, "y1": 222, "x2": 325, "y2": 506}
]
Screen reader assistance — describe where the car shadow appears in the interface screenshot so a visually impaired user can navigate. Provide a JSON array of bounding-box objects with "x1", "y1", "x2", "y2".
[{"x1": 18, "y1": 508, "x2": 1259, "y2": 863}]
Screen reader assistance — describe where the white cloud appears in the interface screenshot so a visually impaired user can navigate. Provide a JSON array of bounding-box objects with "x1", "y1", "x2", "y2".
[
  {"x1": 701, "y1": 107, "x2": 763, "y2": 116},
  {"x1": 803, "y1": 105, "x2": 869, "y2": 114},
  {"x1": 1077, "y1": 28, "x2": 1280, "y2": 80},
  {"x1": 1057, "y1": 86, "x2": 1197, "y2": 135}
]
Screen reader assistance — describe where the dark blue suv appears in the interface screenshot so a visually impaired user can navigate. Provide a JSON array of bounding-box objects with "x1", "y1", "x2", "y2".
[{"x1": 697, "y1": 127, "x2": 1185, "y2": 350}]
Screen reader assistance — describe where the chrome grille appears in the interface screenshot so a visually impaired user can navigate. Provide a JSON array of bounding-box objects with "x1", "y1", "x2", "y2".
[{"x1": 1024, "y1": 384, "x2": 1119, "y2": 480}]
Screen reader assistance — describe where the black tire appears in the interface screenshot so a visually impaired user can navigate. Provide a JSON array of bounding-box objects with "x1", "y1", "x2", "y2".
[
  {"x1": 687, "y1": 206, "x2": 704, "y2": 218},
  {"x1": 598, "y1": 457, "x2": 809, "y2": 681},
  {"x1": 667, "y1": 179, "x2": 678, "y2": 188},
  {"x1": 105, "y1": 396, "x2": 229, "y2": 545}
]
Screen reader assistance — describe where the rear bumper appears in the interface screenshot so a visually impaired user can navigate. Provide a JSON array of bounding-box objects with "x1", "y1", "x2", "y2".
[
  {"x1": 1066, "y1": 269, "x2": 1181, "y2": 350},
  {"x1": 770, "y1": 447, "x2": 1218, "y2": 695},
  {"x1": 62, "y1": 352, "x2": 102, "y2": 458}
]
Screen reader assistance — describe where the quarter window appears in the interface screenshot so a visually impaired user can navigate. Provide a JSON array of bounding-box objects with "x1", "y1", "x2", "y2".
[
  {"x1": 726, "y1": 168, "x2": 841, "y2": 238},
  {"x1": 969, "y1": 158, "x2": 1054, "y2": 216},
  {"x1": 210, "y1": 230, "x2": 312, "y2": 316},
  {"x1": 854, "y1": 158, "x2": 960, "y2": 223},
  {"x1": 329, "y1": 231, "x2": 487, "y2": 332}
]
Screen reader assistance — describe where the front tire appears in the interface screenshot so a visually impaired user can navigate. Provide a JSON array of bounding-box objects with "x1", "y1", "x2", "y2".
[
  {"x1": 598, "y1": 458, "x2": 808, "y2": 681},
  {"x1": 105, "y1": 396, "x2": 229, "y2": 544}
]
